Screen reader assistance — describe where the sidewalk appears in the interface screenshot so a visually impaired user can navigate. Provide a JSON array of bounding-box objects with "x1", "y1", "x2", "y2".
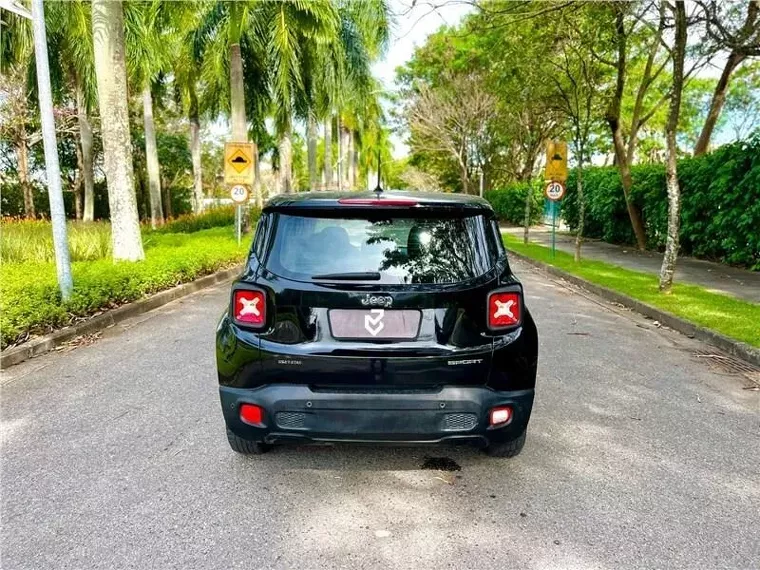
[{"x1": 501, "y1": 226, "x2": 760, "y2": 304}]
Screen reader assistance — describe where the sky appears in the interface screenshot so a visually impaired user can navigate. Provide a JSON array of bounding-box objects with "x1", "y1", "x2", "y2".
[{"x1": 372, "y1": 0, "x2": 473, "y2": 158}]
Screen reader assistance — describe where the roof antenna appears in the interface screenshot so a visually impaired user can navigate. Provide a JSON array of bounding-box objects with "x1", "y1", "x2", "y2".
[{"x1": 374, "y1": 149, "x2": 383, "y2": 197}]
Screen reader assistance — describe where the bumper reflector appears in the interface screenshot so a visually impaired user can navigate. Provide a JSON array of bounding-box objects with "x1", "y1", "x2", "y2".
[
  {"x1": 489, "y1": 406, "x2": 513, "y2": 427},
  {"x1": 240, "y1": 403, "x2": 264, "y2": 425}
]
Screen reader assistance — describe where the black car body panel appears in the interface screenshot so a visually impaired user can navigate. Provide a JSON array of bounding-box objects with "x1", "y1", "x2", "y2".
[{"x1": 216, "y1": 191, "x2": 538, "y2": 451}]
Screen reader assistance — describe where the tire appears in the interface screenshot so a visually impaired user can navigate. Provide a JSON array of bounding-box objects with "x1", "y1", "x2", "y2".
[
  {"x1": 486, "y1": 430, "x2": 526, "y2": 458},
  {"x1": 226, "y1": 428, "x2": 270, "y2": 455}
]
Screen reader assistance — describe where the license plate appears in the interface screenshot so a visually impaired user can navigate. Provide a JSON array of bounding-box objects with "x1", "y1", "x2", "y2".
[{"x1": 329, "y1": 309, "x2": 421, "y2": 340}]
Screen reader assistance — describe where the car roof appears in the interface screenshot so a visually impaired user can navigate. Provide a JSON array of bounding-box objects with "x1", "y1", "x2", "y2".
[{"x1": 264, "y1": 190, "x2": 493, "y2": 213}]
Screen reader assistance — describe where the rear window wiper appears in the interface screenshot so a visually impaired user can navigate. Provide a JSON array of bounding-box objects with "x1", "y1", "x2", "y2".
[{"x1": 311, "y1": 271, "x2": 382, "y2": 281}]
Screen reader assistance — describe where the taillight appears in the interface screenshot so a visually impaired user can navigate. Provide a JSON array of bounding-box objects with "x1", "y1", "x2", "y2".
[
  {"x1": 240, "y1": 403, "x2": 264, "y2": 425},
  {"x1": 487, "y1": 291, "x2": 521, "y2": 329},
  {"x1": 337, "y1": 198, "x2": 418, "y2": 206},
  {"x1": 489, "y1": 406, "x2": 513, "y2": 426},
  {"x1": 233, "y1": 289, "x2": 266, "y2": 327}
]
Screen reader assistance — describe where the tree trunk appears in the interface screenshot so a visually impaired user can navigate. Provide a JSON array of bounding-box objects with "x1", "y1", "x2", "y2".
[
  {"x1": 625, "y1": 0, "x2": 666, "y2": 167},
  {"x1": 279, "y1": 130, "x2": 293, "y2": 194},
  {"x1": 74, "y1": 136, "x2": 84, "y2": 220},
  {"x1": 75, "y1": 78, "x2": 95, "y2": 222},
  {"x1": 229, "y1": 39, "x2": 251, "y2": 231},
  {"x1": 307, "y1": 112, "x2": 318, "y2": 191},
  {"x1": 349, "y1": 130, "x2": 357, "y2": 189},
  {"x1": 16, "y1": 138, "x2": 35, "y2": 219},
  {"x1": 605, "y1": 7, "x2": 648, "y2": 251},
  {"x1": 659, "y1": 0, "x2": 687, "y2": 293},
  {"x1": 337, "y1": 115, "x2": 344, "y2": 191},
  {"x1": 254, "y1": 147, "x2": 262, "y2": 208},
  {"x1": 520, "y1": 146, "x2": 538, "y2": 244},
  {"x1": 341, "y1": 126, "x2": 350, "y2": 188},
  {"x1": 695, "y1": 0, "x2": 758, "y2": 155},
  {"x1": 92, "y1": 0, "x2": 144, "y2": 261},
  {"x1": 323, "y1": 116, "x2": 333, "y2": 190},
  {"x1": 611, "y1": 128, "x2": 647, "y2": 249},
  {"x1": 574, "y1": 156, "x2": 585, "y2": 263},
  {"x1": 229, "y1": 44, "x2": 246, "y2": 141},
  {"x1": 693, "y1": 51, "x2": 745, "y2": 156},
  {"x1": 137, "y1": 167, "x2": 148, "y2": 220},
  {"x1": 189, "y1": 87, "x2": 204, "y2": 214},
  {"x1": 142, "y1": 84, "x2": 164, "y2": 227},
  {"x1": 353, "y1": 132, "x2": 360, "y2": 189},
  {"x1": 460, "y1": 168, "x2": 470, "y2": 195},
  {"x1": 522, "y1": 178, "x2": 532, "y2": 245},
  {"x1": 162, "y1": 181, "x2": 173, "y2": 219}
]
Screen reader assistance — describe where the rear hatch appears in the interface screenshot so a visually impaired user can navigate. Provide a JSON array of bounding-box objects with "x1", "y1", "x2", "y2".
[{"x1": 254, "y1": 202, "x2": 508, "y2": 389}]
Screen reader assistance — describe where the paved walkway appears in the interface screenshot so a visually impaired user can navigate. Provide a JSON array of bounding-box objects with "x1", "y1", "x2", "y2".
[{"x1": 502, "y1": 226, "x2": 760, "y2": 304}]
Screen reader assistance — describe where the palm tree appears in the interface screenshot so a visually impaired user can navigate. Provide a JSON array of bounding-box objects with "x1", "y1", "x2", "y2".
[
  {"x1": 194, "y1": 1, "x2": 271, "y2": 211},
  {"x1": 92, "y1": 0, "x2": 144, "y2": 261},
  {"x1": 194, "y1": 0, "x2": 339, "y2": 197},
  {"x1": 169, "y1": 3, "x2": 206, "y2": 214},
  {"x1": 269, "y1": 1, "x2": 338, "y2": 194},
  {"x1": 46, "y1": 0, "x2": 97, "y2": 221},
  {"x1": 305, "y1": 0, "x2": 391, "y2": 191},
  {"x1": 124, "y1": 1, "x2": 170, "y2": 227},
  {"x1": 348, "y1": 80, "x2": 387, "y2": 189}
]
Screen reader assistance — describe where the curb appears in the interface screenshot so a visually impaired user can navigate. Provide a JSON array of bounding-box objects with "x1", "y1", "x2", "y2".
[
  {"x1": 507, "y1": 249, "x2": 760, "y2": 368},
  {"x1": 0, "y1": 264, "x2": 243, "y2": 370}
]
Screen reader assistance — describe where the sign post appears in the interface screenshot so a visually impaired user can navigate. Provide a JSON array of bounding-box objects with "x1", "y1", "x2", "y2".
[
  {"x1": 229, "y1": 184, "x2": 249, "y2": 246},
  {"x1": 224, "y1": 142, "x2": 255, "y2": 245},
  {"x1": 544, "y1": 140, "x2": 568, "y2": 260},
  {"x1": 544, "y1": 181, "x2": 566, "y2": 259}
]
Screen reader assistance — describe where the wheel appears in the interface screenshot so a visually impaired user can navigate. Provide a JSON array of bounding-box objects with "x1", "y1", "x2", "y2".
[
  {"x1": 226, "y1": 428, "x2": 270, "y2": 455},
  {"x1": 486, "y1": 430, "x2": 526, "y2": 458}
]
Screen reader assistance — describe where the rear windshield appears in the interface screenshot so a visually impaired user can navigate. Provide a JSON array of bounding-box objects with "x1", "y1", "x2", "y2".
[{"x1": 263, "y1": 213, "x2": 499, "y2": 284}]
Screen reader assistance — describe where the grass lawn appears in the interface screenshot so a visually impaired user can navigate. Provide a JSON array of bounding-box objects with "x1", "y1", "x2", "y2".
[
  {"x1": 503, "y1": 234, "x2": 760, "y2": 348},
  {"x1": 1, "y1": 226, "x2": 248, "y2": 349}
]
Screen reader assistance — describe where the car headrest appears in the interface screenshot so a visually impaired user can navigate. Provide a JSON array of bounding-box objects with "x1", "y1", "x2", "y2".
[
  {"x1": 317, "y1": 226, "x2": 351, "y2": 251},
  {"x1": 407, "y1": 225, "x2": 427, "y2": 259}
]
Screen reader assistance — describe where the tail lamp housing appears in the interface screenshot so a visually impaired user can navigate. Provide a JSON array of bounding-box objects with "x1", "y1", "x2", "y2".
[
  {"x1": 231, "y1": 288, "x2": 267, "y2": 329},
  {"x1": 489, "y1": 406, "x2": 513, "y2": 427},
  {"x1": 487, "y1": 288, "x2": 522, "y2": 330},
  {"x1": 240, "y1": 403, "x2": 264, "y2": 426}
]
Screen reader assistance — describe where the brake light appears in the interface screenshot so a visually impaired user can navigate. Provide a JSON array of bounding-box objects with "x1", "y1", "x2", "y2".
[
  {"x1": 489, "y1": 406, "x2": 513, "y2": 426},
  {"x1": 337, "y1": 198, "x2": 418, "y2": 206},
  {"x1": 240, "y1": 403, "x2": 263, "y2": 425},
  {"x1": 233, "y1": 290, "x2": 265, "y2": 326},
  {"x1": 488, "y1": 291, "x2": 521, "y2": 328}
]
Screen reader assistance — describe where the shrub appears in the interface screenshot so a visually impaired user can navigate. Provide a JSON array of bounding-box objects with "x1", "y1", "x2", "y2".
[
  {"x1": 152, "y1": 205, "x2": 261, "y2": 234},
  {"x1": 562, "y1": 136, "x2": 760, "y2": 269},
  {"x1": 0, "y1": 227, "x2": 248, "y2": 348},
  {"x1": 485, "y1": 181, "x2": 543, "y2": 225}
]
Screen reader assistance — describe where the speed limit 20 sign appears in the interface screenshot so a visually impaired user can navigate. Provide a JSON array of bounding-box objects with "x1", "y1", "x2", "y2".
[
  {"x1": 545, "y1": 181, "x2": 565, "y2": 201},
  {"x1": 230, "y1": 185, "x2": 249, "y2": 204}
]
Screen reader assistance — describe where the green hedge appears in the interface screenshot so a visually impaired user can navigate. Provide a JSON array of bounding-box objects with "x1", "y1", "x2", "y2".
[
  {"x1": 561, "y1": 136, "x2": 760, "y2": 269},
  {"x1": 0, "y1": 227, "x2": 248, "y2": 349},
  {"x1": 485, "y1": 181, "x2": 544, "y2": 225}
]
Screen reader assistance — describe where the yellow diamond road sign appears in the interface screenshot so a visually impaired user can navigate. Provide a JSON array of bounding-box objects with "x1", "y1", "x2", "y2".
[{"x1": 224, "y1": 142, "x2": 255, "y2": 185}]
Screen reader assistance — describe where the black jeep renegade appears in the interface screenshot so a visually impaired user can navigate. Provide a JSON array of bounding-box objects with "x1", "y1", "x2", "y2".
[{"x1": 216, "y1": 191, "x2": 538, "y2": 457}]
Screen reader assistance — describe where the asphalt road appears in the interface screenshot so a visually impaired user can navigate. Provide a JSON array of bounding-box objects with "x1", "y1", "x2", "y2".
[{"x1": 2, "y1": 260, "x2": 759, "y2": 570}]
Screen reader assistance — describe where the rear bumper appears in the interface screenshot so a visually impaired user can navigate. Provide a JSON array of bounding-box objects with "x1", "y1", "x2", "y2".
[{"x1": 220, "y1": 385, "x2": 534, "y2": 446}]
